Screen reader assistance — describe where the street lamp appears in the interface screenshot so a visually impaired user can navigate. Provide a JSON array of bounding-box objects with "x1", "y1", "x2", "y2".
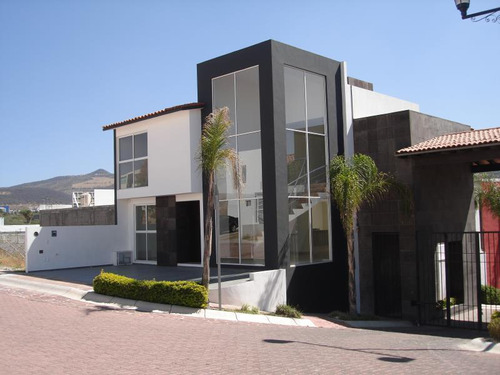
[{"x1": 454, "y1": 0, "x2": 500, "y2": 22}]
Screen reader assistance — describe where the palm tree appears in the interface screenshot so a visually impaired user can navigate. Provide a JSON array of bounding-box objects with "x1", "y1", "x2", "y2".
[
  {"x1": 198, "y1": 107, "x2": 241, "y2": 289},
  {"x1": 329, "y1": 154, "x2": 393, "y2": 314}
]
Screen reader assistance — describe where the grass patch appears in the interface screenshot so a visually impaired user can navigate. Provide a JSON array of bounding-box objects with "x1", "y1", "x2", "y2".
[
  {"x1": 329, "y1": 310, "x2": 380, "y2": 321},
  {"x1": 275, "y1": 304, "x2": 302, "y2": 319},
  {"x1": 0, "y1": 248, "x2": 25, "y2": 270}
]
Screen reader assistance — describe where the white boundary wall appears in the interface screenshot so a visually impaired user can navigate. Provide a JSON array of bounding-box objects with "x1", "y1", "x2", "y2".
[
  {"x1": 25, "y1": 225, "x2": 127, "y2": 272},
  {"x1": 208, "y1": 269, "x2": 286, "y2": 312}
]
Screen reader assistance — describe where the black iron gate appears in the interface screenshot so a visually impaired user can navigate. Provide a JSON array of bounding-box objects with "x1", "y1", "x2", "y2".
[{"x1": 417, "y1": 232, "x2": 500, "y2": 330}]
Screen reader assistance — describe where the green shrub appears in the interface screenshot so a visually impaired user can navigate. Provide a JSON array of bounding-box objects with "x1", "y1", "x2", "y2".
[
  {"x1": 239, "y1": 304, "x2": 259, "y2": 314},
  {"x1": 481, "y1": 285, "x2": 500, "y2": 305},
  {"x1": 492, "y1": 311, "x2": 500, "y2": 320},
  {"x1": 435, "y1": 297, "x2": 457, "y2": 310},
  {"x1": 488, "y1": 315, "x2": 500, "y2": 342},
  {"x1": 93, "y1": 272, "x2": 208, "y2": 308},
  {"x1": 275, "y1": 304, "x2": 302, "y2": 319}
]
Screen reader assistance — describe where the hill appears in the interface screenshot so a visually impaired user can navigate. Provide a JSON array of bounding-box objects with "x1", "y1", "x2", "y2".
[{"x1": 0, "y1": 169, "x2": 114, "y2": 208}]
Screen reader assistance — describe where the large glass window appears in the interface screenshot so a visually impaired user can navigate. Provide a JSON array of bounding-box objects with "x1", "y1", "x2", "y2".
[
  {"x1": 212, "y1": 66, "x2": 264, "y2": 265},
  {"x1": 118, "y1": 133, "x2": 148, "y2": 189},
  {"x1": 285, "y1": 66, "x2": 331, "y2": 265},
  {"x1": 135, "y1": 205, "x2": 156, "y2": 262}
]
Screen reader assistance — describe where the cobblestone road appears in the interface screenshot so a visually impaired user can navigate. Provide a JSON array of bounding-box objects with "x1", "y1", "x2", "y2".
[{"x1": 0, "y1": 286, "x2": 498, "y2": 374}]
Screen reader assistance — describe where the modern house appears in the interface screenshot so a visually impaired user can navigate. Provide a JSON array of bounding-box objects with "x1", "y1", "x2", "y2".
[{"x1": 25, "y1": 40, "x2": 500, "y2": 320}]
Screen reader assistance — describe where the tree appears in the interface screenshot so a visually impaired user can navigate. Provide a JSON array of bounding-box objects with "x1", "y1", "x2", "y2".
[
  {"x1": 329, "y1": 154, "x2": 409, "y2": 314},
  {"x1": 19, "y1": 209, "x2": 34, "y2": 224},
  {"x1": 197, "y1": 107, "x2": 241, "y2": 290},
  {"x1": 475, "y1": 173, "x2": 500, "y2": 218}
]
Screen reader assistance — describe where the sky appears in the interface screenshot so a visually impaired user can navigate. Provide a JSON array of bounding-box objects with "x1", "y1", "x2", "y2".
[{"x1": 1, "y1": 0, "x2": 499, "y2": 187}]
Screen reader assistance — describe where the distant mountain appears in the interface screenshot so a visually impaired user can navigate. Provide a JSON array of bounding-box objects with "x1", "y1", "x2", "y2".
[{"x1": 0, "y1": 169, "x2": 114, "y2": 208}]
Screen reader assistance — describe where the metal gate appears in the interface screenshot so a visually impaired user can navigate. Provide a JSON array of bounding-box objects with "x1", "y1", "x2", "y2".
[{"x1": 417, "y1": 232, "x2": 500, "y2": 330}]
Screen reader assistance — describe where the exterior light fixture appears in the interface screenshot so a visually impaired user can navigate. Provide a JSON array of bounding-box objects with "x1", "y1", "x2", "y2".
[{"x1": 454, "y1": 0, "x2": 500, "y2": 22}]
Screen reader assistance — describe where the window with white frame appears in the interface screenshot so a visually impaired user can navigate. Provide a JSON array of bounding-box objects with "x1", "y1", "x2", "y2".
[
  {"x1": 118, "y1": 133, "x2": 148, "y2": 189},
  {"x1": 135, "y1": 205, "x2": 156, "y2": 261}
]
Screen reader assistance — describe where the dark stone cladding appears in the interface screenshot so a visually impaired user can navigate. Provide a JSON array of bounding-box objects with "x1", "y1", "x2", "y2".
[
  {"x1": 197, "y1": 40, "x2": 348, "y2": 312},
  {"x1": 156, "y1": 195, "x2": 177, "y2": 266}
]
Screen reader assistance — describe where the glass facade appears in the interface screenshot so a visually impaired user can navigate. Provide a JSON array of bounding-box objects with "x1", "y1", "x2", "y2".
[
  {"x1": 285, "y1": 66, "x2": 331, "y2": 265},
  {"x1": 212, "y1": 66, "x2": 264, "y2": 265},
  {"x1": 118, "y1": 133, "x2": 148, "y2": 189}
]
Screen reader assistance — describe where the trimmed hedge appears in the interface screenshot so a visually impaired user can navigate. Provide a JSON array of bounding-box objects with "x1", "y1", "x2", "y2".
[
  {"x1": 93, "y1": 272, "x2": 208, "y2": 308},
  {"x1": 481, "y1": 285, "x2": 500, "y2": 305}
]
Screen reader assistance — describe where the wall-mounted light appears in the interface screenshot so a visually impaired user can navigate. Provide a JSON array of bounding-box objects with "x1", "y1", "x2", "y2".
[{"x1": 454, "y1": 0, "x2": 500, "y2": 22}]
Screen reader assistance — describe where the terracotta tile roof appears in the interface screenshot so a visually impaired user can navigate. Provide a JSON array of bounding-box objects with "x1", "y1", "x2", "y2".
[
  {"x1": 102, "y1": 102, "x2": 205, "y2": 131},
  {"x1": 396, "y1": 127, "x2": 500, "y2": 155}
]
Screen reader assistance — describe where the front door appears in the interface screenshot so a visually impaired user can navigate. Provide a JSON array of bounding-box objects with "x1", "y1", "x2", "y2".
[
  {"x1": 176, "y1": 201, "x2": 201, "y2": 264},
  {"x1": 373, "y1": 233, "x2": 402, "y2": 318}
]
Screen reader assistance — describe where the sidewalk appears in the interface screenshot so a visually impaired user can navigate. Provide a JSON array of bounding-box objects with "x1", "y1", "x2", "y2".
[{"x1": 0, "y1": 272, "x2": 317, "y2": 327}]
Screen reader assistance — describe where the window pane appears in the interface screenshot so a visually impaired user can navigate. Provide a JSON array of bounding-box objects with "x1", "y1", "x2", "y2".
[
  {"x1": 311, "y1": 199, "x2": 330, "y2": 262},
  {"x1": 287, "y1": 131, "x2": 308, "y2": 197},
  {"x1": 216, "y1": 137, "x2": 237, "y2": 200},
  {"x1": 134, "y1": 159, "x2": 148, "y2": 187},
  {"x1": 134, "y1": 133, "x2": 148, "y2": 158},
  {"x1": 236, "y1": 67, "x2": 260, "y2": 134},
  {"x1": 284, "y1": 67, "x2": 306, "y2": 131},
  {"x1": 119, "y1": 136, "x2": 133, "y2": 161},
  {"x1": 136, "y1": 206, "x2": 146, "y2": 231},
  {"x1": 238, "y1": 133, "x2": 262, "y2": 198},
  {"x1": 147, "y1": 233, "x2": 157, "y2": 261},
  {"x1": 147, "y1": 206, "x2": 156, "y2": 230},
  {"x1": 213, "y1": 74, "x2": 236, "y2": 136},
  {"x1": 308, "y1": 134, "x2": 327, "y2": 196},
  {"x1": 240, "y1": 199, "x2": 264, "y2": 265},
  {"x1": 289, "y1": 198, "x2": 311, "y2": 265},
  {"x1": 219, "y1": 200, "x2": 239, "y2": 264},
  {"x1": 306, "y1": 72, "x2": 326, "y2": 134},
  {"x1": 136, "y1": 233, "x2": 147, "y2": 260},
  {"x1": 119, "y1": 162, "x2": 133, "y2": 189}
]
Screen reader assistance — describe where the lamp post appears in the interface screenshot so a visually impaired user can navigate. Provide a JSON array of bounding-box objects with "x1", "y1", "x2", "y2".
[{"x1": 454, "y1": 0, "x2": 500, "y2": 22}]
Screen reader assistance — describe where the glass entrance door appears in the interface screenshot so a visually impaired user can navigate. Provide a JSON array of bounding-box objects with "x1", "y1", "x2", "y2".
[{"x1": 135, "y1": 205, "x2": 157, "y2": 262}]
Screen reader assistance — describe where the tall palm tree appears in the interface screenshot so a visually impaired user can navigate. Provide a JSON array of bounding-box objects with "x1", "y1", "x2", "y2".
[
  {"x1": 198, "y1": 107, "x2": 241, "y2": 289},
  {"x1": 329, "y1": 154, "x2": 392, "y2": 314}
]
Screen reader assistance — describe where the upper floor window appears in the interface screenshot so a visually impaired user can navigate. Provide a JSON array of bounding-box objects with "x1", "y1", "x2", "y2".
[{"x1": 118, "y1": 133, "x2": 148, "y2": 189}]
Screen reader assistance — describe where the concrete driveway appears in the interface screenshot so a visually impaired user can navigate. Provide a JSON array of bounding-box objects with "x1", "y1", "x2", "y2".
[{"x1": 23, "y1": 264, "x2": 252, "y2": 286}]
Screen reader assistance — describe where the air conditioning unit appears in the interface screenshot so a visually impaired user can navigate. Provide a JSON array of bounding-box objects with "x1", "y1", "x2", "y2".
[{"x1": 115, "y1": 251, "x2": 132, "y2": 266}]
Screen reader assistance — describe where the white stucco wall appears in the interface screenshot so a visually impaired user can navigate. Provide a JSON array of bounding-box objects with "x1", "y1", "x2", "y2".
[
  {"x1": 94, "y1": 189, "x2": 114, "y2": 206},
  {"x1": 351, "y1": 85, "x2": 419, "y2": 120},
  {"x1": 208, "y1": 269, "x2": 286, "y2": 312},
  {"x1": 116, "y1": 109, "x2": 202, "y2": 200},
  {"x1": 25, "y1": 223, "x2": 127, "y2": 272}
]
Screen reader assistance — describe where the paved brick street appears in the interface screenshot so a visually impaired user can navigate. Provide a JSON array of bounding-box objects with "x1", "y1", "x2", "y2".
[{"x1": 0, "y1": 286, "x2": 498, "y2": 374}]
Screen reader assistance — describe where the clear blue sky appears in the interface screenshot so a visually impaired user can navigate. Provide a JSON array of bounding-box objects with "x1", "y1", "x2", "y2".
[{"x1": 1, "y1": 0, "x2": 499, "y2": 187}]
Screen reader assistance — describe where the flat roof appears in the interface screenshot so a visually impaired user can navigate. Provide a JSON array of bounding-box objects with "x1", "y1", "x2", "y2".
[{"x1": 102, "y1": 102, "x2": 205, "y2": 131}]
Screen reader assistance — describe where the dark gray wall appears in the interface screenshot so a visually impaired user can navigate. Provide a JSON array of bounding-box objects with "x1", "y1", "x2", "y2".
[
  {"x1": 197, "y1": 40, "x2": 347, "y2": 312},
  {"x1": 156, "y1": 195, "x2": 177, "y2": 266},
  {"x1": 354, "y1": 110, "x2": 475, "y2": 319}
]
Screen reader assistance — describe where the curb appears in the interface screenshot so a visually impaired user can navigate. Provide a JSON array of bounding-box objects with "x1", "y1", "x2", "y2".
[{"x1": 0, "y1": 273, "x2": 315, "y2": 328}]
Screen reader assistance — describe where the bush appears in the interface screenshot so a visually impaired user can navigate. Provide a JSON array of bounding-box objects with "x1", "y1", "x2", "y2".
[
  {"x1": 239, "y1": 304, "x2": 259, "y2": 314},
  {"x1": 488, "y1": 314, "x2": 500, "y2": 342},
  {"x1": 93, "y1": 272, "x2": 208, "y2": 308},
  {"x1": 275, "y1": 304, "x2": 302, "y2": 319},
  {"x1": 481, "y1": 285, "x2": 500, "y2": 305}
]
